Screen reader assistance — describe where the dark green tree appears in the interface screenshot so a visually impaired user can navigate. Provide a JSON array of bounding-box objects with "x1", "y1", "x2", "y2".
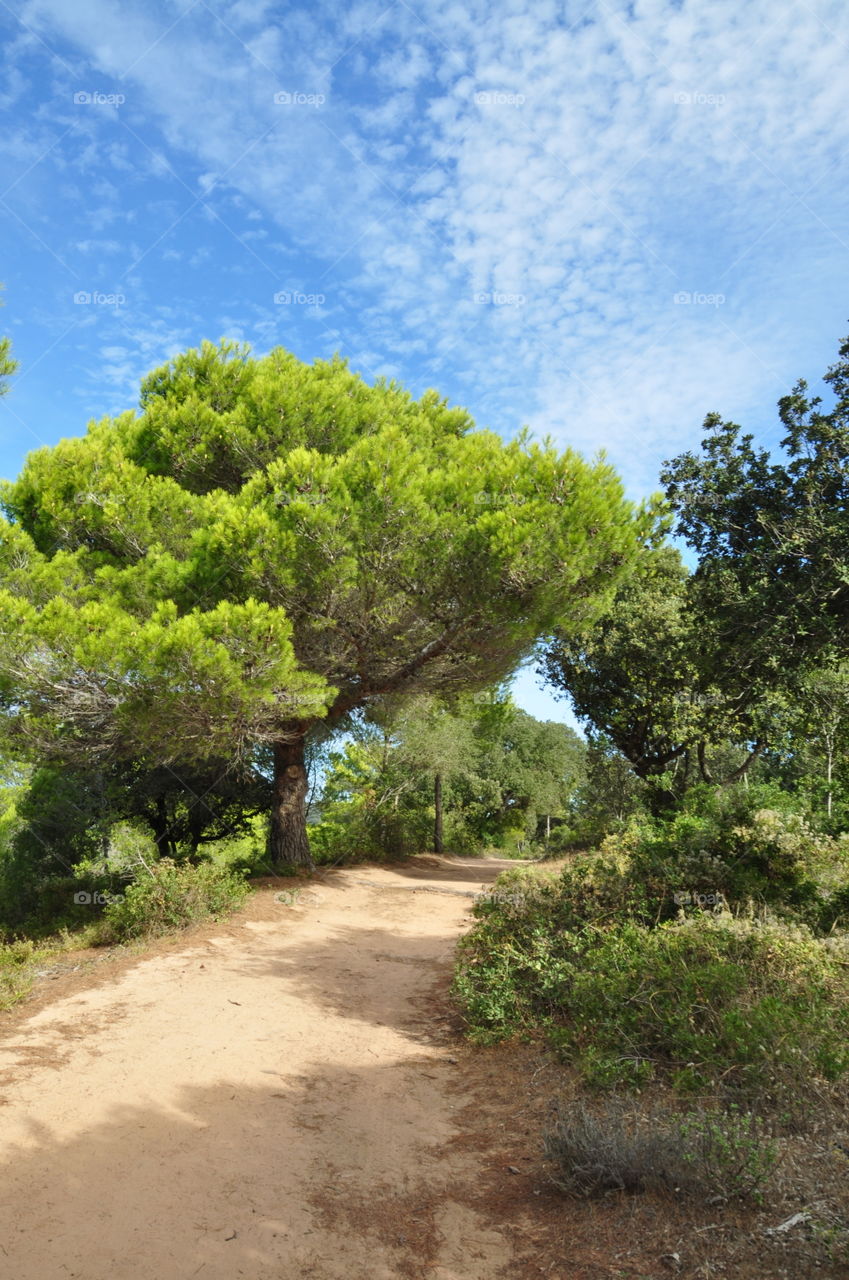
[
  {"x1": 661, "y1": 331, "x2": 849, "y2": 704},
  {"x1": 541, "y1": 544, "x2": 765, "y2": 812}
]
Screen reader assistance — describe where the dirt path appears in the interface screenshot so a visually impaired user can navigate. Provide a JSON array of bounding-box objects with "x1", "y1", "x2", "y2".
[{"x1": 0, "y1": 856, "x2": 546, "y2": 1280}]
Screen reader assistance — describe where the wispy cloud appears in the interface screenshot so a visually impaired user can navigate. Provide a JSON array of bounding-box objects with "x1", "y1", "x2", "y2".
[{"x1": 2, "y1": 0, "x2": 848, "y2": 498}]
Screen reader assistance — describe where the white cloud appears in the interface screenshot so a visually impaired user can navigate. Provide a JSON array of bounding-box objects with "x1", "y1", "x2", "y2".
[{"x1": 11, "y1": 0, "x2": 849, "y2": 494}]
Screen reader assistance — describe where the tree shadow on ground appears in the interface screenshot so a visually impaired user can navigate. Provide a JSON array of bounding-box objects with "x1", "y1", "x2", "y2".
[{"x1": 0, "y1": 1062, "x2": 509, "y2": 1280}]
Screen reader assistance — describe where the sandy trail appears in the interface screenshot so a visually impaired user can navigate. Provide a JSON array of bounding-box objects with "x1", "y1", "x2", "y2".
[{"x1": 0, "y1": 857, "x2": 531, "y2": 1280}]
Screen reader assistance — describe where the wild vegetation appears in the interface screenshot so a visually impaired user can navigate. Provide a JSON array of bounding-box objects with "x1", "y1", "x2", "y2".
[{"x1": 3, "y1": 324, "x2": 849, "y2": 1263}]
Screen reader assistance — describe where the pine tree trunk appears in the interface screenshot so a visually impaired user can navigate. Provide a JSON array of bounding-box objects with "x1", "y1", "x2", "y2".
[
  {"x1": 269, "y1": 736, "x2": 313, "y2": 869},
  {"x1": 434, "y1": 772, "x2": 444, "y2": 854}
]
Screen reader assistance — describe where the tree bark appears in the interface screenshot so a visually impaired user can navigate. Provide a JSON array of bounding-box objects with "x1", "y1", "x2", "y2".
[
  {"x1": 434, "y1": 772, "x2": 444, "y2": 854},
  {"x1": 697, "y1": 741, "x2": 714, "y2": 784},
  {"x1": 720, "y1": 742, "x2": 763, "y2": 785},
  {"x1": 269, "y1": 735, "x2": 313, "y2": 869},
  {"x1": 153, "y1": 795, "x2": 173, "y2": 858},
  {"x1": 698, "y1": 740, "x2": 763, "y2": 788}
]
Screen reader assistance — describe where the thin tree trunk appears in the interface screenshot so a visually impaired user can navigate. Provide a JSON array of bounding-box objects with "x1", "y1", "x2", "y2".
[
  {"x1": 153, "y1": 795, "x2": 172, "y2": 858},
  {"x1": 827, "y1": 739, "x2": 834, "y2": 819},
  {"x1": 269, "y1": 736, "x2": 313, "y2": 869},
  {"x1": 697, "y1": 741, "x2": 713, "y2": 784},
  {"x1": 545, "y1": 813, "x2": 551, "y2": 844},
  {"x1": 434, "y1": 772, "x2": 444, "y2": 854},
  {"x1": 720, "y1": 742, "x2": 764, "y2": 785},
  {"x1": 188, "y1": 804, "x2": 205, "y2": 860}
]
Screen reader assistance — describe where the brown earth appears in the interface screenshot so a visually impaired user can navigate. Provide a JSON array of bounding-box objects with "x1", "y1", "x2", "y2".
[
  {"x1": 0, "y1": 855, "x2": 847, "y2": 1280},
  {"x1": 0, "y1": 856, "x2": 549, "y2": 1280}
]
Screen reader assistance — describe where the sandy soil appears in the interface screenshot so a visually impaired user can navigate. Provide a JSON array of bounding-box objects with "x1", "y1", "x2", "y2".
[{"x1": 0, "y1": 856, "x2": 551, "y2": 1280}]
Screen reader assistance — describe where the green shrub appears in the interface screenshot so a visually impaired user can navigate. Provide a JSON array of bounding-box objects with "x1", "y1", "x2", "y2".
[
  {"x1": 0, "y1": 933, "x2": 97, "y2": 1008},
  {"x1": 541, "y1": 787, "x2": 849, "y2": 933},
  {"x1": 551, "y1": 917, "x2": 849, "y2": 1097},
  {"x1": 452, "y1": 865, "x2": 583, "y2": 1038},
  {"x1": 454, "y1": 863, "x2": 849, "y2": 1101},
  {"x1": 629, "y1": 787, "x2": 847, "y2": 929},
  {"x1": 198, "y1": 819, "x2": 274, "y2": 877},
  {"x1": 308, "y1": 819, "x2": 377, "y2": 865},
  {"x1": 0, "y1": 937, "x2": 40, "y2": 1009},
  {"x1": 99, "y1": 859, "x2": 250, "y2": 942},
  {"x1": 544, "y1": 1098, "x2": 778, "y2": 1201}
]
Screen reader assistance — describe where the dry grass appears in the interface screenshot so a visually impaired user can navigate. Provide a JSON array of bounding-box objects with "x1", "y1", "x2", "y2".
[
  {"x1": 443, "y1": 1035, "x2": 849, "y2": 1279},
  {"x1": 543, "y1": 1097, "x2": 778, "y2": 1201}
]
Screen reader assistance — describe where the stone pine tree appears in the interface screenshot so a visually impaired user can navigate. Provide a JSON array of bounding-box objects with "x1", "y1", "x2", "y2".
[{"x1": 0, "y1": 341, "x2": 646, "y2": 866}]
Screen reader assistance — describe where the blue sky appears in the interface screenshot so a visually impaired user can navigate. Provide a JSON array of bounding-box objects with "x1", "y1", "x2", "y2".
[{"x1": 1, "y1": 0, "x2": 848, "y2": 728}]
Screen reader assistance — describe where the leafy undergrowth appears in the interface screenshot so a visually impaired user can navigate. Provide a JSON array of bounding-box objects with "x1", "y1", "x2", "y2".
[
  {"x1": 471, "y1": 1037, "x2": 849, "y2": 1279},
  {"x1": 454, "y1": 857, "x2": 849, "y2": 1104},
  {"x1": 1, "y1": 860, "x2": 252, "y2": 1009},
  {"x1": 454, "y1": 839, "x2": 849, "y2": 1243},
  {"x1": 96, "y1": 859, "x2": 251, "y2": 943},
  {"x1": 0, "y1": 931, "x2": 100, "y2": 1011}
]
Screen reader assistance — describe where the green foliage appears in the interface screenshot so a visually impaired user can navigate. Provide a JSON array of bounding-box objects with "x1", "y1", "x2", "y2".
[
  {"x1": 0, "y1": 751, "x2": 273, "y2": 933},
  {"x1": 0, "y1": 339, "x2": 643, "y2": 864},
  {"x1": 454, "y1": 828, "x2": 849, "y2": 1103},
  {"x1": 0, "y1": 592, "x2": 326, "y2": 765},
  {"x1": 551, "y1": 917, "x2": 849, "y2": 1096},
  {"x1": 452, "y1": 865, "x2": 581, "y2": 1037},
  {"x1": 661, "y1": 332, "x2": 849, "y2": 735},
  {"x1": 626, "y1": 784, "x2": 849, "y2": 930},
  {"x1": 543, "y1": 544, "x2": 700, "y2": 788},
  {"x1": 99, "y1": 859, "x2": 250, "y2": 942},
  {"x1": 542, "y1": 542, "x2": 781, "y2": 814},
  {"x1": 197, "y1": 815, "x2": 276, "y2": 877},
  {"x1": 0, "y1": 286, "x2": 16, "y2": 398},
  {"x1": 0, "y1": 937, "x2": 40, "y2": 1008},
  {"x1": 676, "y1": 1107, "x2": 779, "y2": 1200},
  {"x1": 565, "y1": 732, "x2": 646, "y2": 845},
  {"x1": 2, "y1": 342, "x2": 644, "y2": 737},
  {"x1": 0, "y1": 764, "x2": 111, "y2": 929},
  {"x1": 547, "y1": 326, "x2": 849, "y2": 813},
  {"x1": 313, "y1": 696, "x2": 586, "y2": 861}
]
